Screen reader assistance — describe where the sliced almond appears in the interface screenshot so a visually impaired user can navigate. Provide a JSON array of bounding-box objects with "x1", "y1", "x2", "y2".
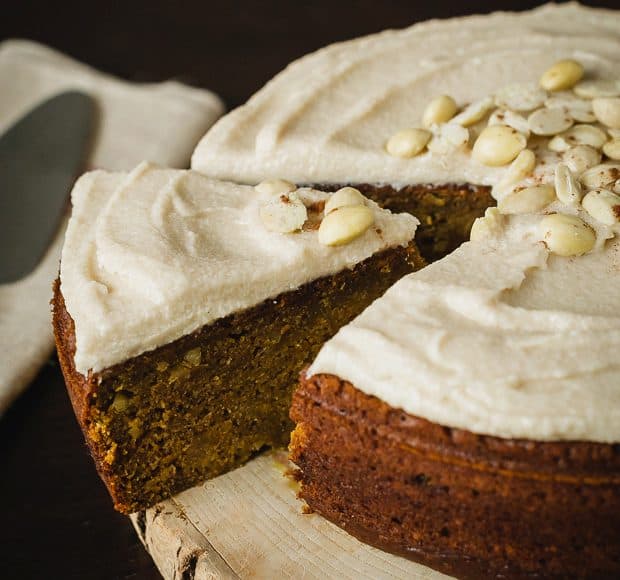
[
  {"x1": 554, "y1": 163, "x2": 582, "y2": 206},
  {"x1": 580, "y1": 163, "x2": 620, "y2": 189},
  {"x1": 560, "y1": 124, "x2": 608, "y2": 149},
  {"x1": 324, "y1": 187, "x2": 367, "y2": 215},
  {"x1": 422, "y1": 95, "x2": 458, "y2": 128},
  {"x1": 603, "y1": 139, "x2": 620, "y2": 161},
  {"x1": 592, "y1": 97, "x2": 620, "y2": 129},
  {"x1": 544, "y1": 94, "x2": 595, "y2": 123},
  {"x1": 318, "y1": 205, "x2": 375, "y2": 246},
  {"x1": 255, "y1": 178, "x2": 296, "y2": 196},
  {"x1": 582, "y1": 188, "x2": 620, "y2": 225},
  {"x1": 538, "y1": 214, "x2": 595, "y2": 256},
  {"x1": 540, "y1": 59, "x2": 584, "y2": 92},
  {"x1": 451, "y1": 97, "x2": 494, "y2": 127},
  {"x1": 497, "y1": 184, "x2": 556, "y2": 215},
  {"x1": 562, "y1": 145, "x2": 602, "y2": 175},
  {"x1": 488, "y1": 109, "x2": 530, "y2": 137},
  {"x1": 472, "y1": 125, "x2": 527, "y2": 166},
  {"x1": 493, "y1": 149, "x2": 536, "y2": 196},
  {"x1": 574, "y1": 80, "x2": 620, "y2": 99},
  {"x1": 527, "y1": 107, "x2": 574, "y2": 136},
  {"x1": 495, "y1": 83, "x2": 547, "y2": 112}
]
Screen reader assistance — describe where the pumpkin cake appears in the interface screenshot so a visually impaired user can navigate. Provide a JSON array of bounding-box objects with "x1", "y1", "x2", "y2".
[
  {"x1": 190, "y1": 2, "x2": 620, "y2": 578},
  {"x1": 53, "y1": 162, "x2": 421, "y2": 514}
]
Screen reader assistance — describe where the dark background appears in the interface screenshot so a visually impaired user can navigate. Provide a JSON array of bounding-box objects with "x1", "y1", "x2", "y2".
[{"x1": 0, "y1": 1, "x2": 614, "y2": 578}]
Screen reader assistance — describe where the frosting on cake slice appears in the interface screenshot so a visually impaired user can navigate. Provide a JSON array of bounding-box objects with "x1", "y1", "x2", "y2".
[{"x1": 61, "y1": 162, "x2": 418, "y2": 374}]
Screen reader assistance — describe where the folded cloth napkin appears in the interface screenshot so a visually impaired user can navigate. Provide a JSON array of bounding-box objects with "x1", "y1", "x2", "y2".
[{"x1": 0, "y1": 39, "x2": 224, "y2": 415}]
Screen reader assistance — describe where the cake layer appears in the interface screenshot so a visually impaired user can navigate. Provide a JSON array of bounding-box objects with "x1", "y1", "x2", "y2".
[
  {"x1": 290, "y1": 373, "x2": 620, "y2": 579},
  {"x1": 54, "y1": 245, "x2": 423, "y2": 513},
  {"x1": 308, "y1": 214, "x2": 620, "y2": 443},
  {"x1": 60, "y1": 162, "x2": 417, "y2": 374},
  {"x1": 192, "y1": 3, "x2": 619, "y2": 188}
]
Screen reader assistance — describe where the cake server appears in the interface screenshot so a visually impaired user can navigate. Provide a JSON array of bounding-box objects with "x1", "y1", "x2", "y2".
[{"x1": 0, "y1": 91, "x2": 95, "y2": 284}]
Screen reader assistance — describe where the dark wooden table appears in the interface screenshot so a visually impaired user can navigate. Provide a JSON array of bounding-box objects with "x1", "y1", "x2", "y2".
[{"x1": 0, "y1": 1, "x2": 614, "y2": 578}]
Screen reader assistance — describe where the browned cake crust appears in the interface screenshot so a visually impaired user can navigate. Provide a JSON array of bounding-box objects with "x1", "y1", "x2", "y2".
[
  {"x1": 53, "y1": 245, "x2": 424, "y2": 513},
  {"x1": 290, "y1": 373, "x2": 620, "y2": 579}
]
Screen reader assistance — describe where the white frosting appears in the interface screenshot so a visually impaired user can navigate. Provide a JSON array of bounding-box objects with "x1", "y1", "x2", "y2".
[
  {"x1": 310, "y1": 217, "x2": 620, "y2": 443},
  {"x1": 192, "y1": 3, "x2": 620, "y2": 187},
  {"x1": 60, "y1": 163, "x2": 417, "y2": 374}
]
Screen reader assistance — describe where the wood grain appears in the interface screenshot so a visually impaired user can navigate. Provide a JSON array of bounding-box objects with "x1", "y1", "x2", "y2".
[{"x1": 131, "y1": 451, "x2": 452, "y2": 579}]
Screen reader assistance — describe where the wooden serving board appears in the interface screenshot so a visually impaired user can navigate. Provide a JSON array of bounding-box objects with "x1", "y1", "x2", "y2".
[{"x1": 130, "y1": 451, "x2": 452, "y2": 579}]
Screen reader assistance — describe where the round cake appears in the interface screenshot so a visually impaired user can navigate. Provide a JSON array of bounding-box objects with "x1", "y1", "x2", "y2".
[{"x1": 190, "y1": 3, "x2": 620, "y2": 578}]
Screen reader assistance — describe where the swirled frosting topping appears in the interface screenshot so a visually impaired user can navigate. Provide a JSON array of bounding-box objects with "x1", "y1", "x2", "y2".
[
  {"x1": 61, "y1": 163, "x2": 417, "y2": 374},
  {"x1": 192, "y1": 3, "x2": 619, "y2": 188}
]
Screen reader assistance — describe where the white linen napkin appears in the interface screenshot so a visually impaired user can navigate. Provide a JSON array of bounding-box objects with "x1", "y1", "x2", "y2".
[{"x1": 0, "y1": 39, "x2": 224, "y2": 415}]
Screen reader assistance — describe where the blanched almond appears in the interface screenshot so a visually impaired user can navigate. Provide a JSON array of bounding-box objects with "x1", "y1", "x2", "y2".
[
  {"x1": 472, "y1": 125, "x2": 527, "y2": 166},
  {"x1": 422, "y1": 95, "x2": 458, "y2": 127},
  {"x1": 259, "y1": 191, "x2": 307, "y2": 233},
  {"x1": 540, "y1": 60, "x2": 584, "y2": 92},
  {"x1": 497, "y1": 184, "x2": 556, "y2": 215},
  {"x1": 324, "y1": 187, "x2": 367, "y2": 215},
  {"x1": 318, "y1": 205, "x2": 375, "y2": 246},
  {"x1": 582, "y1": 188, "x2": 620, "y2": 225},
  {"x1": 538, "y1": 214, "x2": 595, "y2": 256},
  {"x1": 386, "y1": 128, "x2": 432, "y2": 158}
]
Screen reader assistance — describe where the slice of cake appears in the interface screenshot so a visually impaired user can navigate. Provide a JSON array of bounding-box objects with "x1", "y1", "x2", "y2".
[{"x1": 53, "y1": 162, "x2": 421, "y2": 513}]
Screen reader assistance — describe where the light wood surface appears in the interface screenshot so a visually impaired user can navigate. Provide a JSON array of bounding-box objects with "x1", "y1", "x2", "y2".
[{"x1": 131, "y1": 451, "x2": 452, "y2": 579}]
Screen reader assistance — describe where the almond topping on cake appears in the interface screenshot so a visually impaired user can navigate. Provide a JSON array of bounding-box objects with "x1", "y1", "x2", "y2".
[
  {"x1": 580, "y1": 164, "x2": 620, "y2": 189},
  {"x1": 574, "y1": 80, "x2": 620, "y2": 99},
  {"x1": 324, "y1": 187, "x2": 367, "y2": 215},
  {"x1": 385, "y1": 128, "x2": 431, "y2": 158},
  {"x1": 562, "y1": 145, "x2": 602, "y2": 174},
  {"x1": 318, "y1": 205, "x2": 375, "y2": 246},
  {"x1": 603, "y1": 139, "x2": 620, "y2": 160},
  {"x1": 539, "y1": 213, "x2": 596, "y2": 256},
  {"x1": 422, "y1": 95, "x2": 457, "y2": 127},
  {"x1": 554, "y1": 163, "x2": 582, "y2": 206},
  {"x1": 539, "y1": 59, "x2": 584, "y2": 92},
  {"x1": 472, "y1": 125, "x2": 527, "y2": 166},
  {"x1": 259, "y1": 190, "x2": 308, "y2": 233},
  {"x1": 495, "y1": 83, "x2": 547, "y2": 111},
  {"x1": 592, "y1": 97, "x2": 620, "y2": 129},
  {"x1": 450, "y1": 96, "x2": 494, "y2": 127},
  {"x1": 527, "y1": 107, "x2": 574, "y2": 136},
  {"x1": 498, "y1": 184, "x2": 556, "y2": 215},
  {"x1": 582, "y1": 188, "x2": 620, "y2": 225}
]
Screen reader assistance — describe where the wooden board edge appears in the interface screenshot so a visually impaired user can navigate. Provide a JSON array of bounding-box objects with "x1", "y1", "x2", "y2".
[{"x1": 130, "y1": 499, "x2": 239, "y2": 580}]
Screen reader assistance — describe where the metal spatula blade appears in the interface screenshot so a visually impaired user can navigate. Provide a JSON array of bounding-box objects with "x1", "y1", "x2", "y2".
[{"x1": 0, "y1": 91, "x2": 95, "y2": 284}]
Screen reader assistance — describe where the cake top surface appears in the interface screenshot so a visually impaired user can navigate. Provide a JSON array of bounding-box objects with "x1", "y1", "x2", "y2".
[
  {"x1": 192, "y1": 2, "x2": 619, "y2": 188},
  {"x1": 60, "y1": 163, "x2": 417, "y2": 374}
]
